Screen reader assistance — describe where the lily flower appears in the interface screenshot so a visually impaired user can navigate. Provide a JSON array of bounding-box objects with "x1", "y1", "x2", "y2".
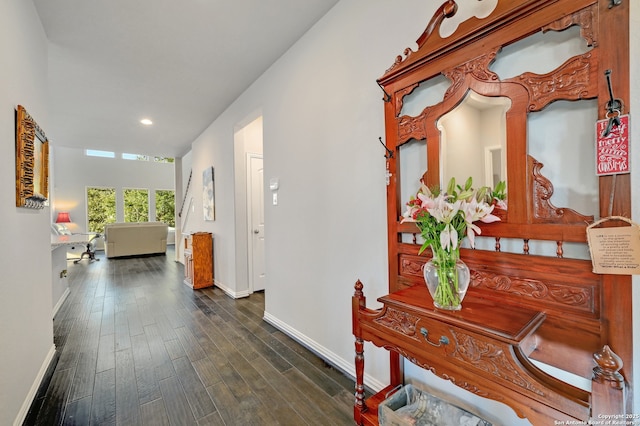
[
  {"x1": 464, "y1": 197, "x2": 500, "y2": 223},
  {"x1": 403, "y1": 177, "x2": 505, "y2": 254},
  {"x1": 462, "y1": 198, "x2": 501, "y2": 247},
  {"x1": 440, "y1": 223, "x2": 458, "y2": 251},
  {"x1": 428, "y1": 197, "x2": 461, "y2": 250},
  {"x1": 417, "y1": 191, "x2": 436, "y2": 210},
  {"x1": 494, "y1": 198, "x2": 507, "y2": 210},
  {"x1": 428, "y1": 197, "x2": 460, "y2": 223}
]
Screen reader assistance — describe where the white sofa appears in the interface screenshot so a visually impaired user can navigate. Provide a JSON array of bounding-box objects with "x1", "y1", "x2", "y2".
[{"x1": 104, "y1": 222, "x2": 169, "y2": 258}]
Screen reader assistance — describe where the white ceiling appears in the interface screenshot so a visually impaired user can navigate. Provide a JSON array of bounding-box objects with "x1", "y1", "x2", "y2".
[{"x1": 33, "y1": 0, "x2": 339, "y2": 158}]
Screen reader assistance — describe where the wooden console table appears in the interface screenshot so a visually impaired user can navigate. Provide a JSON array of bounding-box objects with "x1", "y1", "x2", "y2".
[
  {"x1": 352, "y1": 282, "x2": 592, "y2": 425},
  {"x1": 184, "y1": 232, "x2": 213, "y2": 289}
]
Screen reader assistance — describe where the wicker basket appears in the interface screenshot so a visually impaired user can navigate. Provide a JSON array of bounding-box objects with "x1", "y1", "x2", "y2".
[{"x1": 378, "y1": 385, "x2": 492, "y2": 426}]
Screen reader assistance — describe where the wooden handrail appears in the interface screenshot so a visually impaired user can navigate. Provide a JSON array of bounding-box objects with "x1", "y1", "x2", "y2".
[{"x1": 178, "y1": 169, "x2": 192, "y2": 218}]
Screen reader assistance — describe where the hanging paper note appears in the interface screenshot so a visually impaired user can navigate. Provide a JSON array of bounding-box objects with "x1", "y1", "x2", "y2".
[
  {"x1": 595, "y1": 114, "x2": 630, "y2": 176},
  {"x1": 587, "y1": 216, "x2": 640, "y2": 275}
]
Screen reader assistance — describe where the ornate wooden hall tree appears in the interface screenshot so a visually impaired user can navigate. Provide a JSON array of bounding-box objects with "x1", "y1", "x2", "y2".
[{"x1": 352, "y1": 0, "x2": 632, "y2": 424}]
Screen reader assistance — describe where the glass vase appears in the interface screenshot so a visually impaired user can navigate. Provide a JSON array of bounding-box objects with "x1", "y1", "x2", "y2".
[{"x1": 423, "y1": 248, "x2": 470, "y2": 310}]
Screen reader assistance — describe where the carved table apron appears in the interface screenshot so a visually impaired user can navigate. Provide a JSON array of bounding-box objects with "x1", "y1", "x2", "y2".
[{"x1": 353, "y1": 285, "x2": 591, "y2": 422}]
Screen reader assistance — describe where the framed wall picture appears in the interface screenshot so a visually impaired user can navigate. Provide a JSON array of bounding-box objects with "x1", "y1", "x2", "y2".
[
  {"x1": 15, "y1": 105, "x2": 49, "y2": 209},
  {"x1": 203, "y1": 166, "x2": 215, "y2": 220}
]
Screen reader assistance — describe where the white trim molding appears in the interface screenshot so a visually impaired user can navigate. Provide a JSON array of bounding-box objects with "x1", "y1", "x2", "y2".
[
  {"x1": 213, "y1": 279, "x2": 251, "y2": 299},
  {"x1": 52, "y1": 287, "x2": 70, "y2": 318},
  {"x1": 13, "y1": 345, "x2": 56, "y2": 426}
]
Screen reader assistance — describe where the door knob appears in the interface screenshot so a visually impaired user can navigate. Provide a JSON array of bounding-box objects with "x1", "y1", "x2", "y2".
[{"x1": 253, "y1": 229, "x2": 259, "y2": 234}]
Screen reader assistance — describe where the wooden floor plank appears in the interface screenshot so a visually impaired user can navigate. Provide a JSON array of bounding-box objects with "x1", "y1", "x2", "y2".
[
  {"x1": 284, "y1": 367, "x2": 354, "y2": 425},
  {"x1": 96, "y1": 333, "x2": 115, "y2": 373},
  {"x1": 172, "y1": 356, "x2": 217, "y2": 419},
  {"x1": 164, "y1": 338, "x2": 187, "y2": 361},
  {"x1": 115, "y1": 348, "x2": 140, "y2": 425},
  {"x1": 250, "y1": 356, "x2": 329, "y2": 426},
  {"x1": 204, "y1": 382, "x2": 242, "y2": 425},
  {"x1": 143, "y1": 323, "x2": 176, "y2": 381},
  {"x1": 126, "y1": 302, "x2": 145, "y2": 337},
  {"x1": 139, "y1": 398, "x2": 170, "y2": 426},
  {"x1": 91, "y1": 368, "x2": 116, "y2": 426},
  {"x1": 191, "y1": 357, "x2": 222, "y2": 388},
  {"x1": 114, "y1": 310, "x2": 132, "y2": 352},
  {"x1": 62, "y1": 395, "x2": 91, "y2": 425},
  {"x1": 174, "y1": 326, "x2": 207, "y2": 362},
  {"x1": 159, "y1": 376, "x2": 197, "y2": 426},
  {"x1": 195, "y1": 411, "x2": 226, "y2": 426},
  {"x1": 31, "y1": 366, "x2": 74, "y2": 426},
  {"x1": 131, "y1": 333, "x2": 161, "y2": 404}
]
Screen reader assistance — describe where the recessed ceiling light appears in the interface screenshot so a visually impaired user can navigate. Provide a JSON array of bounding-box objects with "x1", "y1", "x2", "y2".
[{"x1": 140, "y1": 118, "x2": 153, "y2": 125}]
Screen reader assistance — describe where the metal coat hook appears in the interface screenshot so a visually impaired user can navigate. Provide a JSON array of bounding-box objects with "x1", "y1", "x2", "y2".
[
  {"x1": 608, "y1": 0, "x2": 622, "y2": 8},
  {"x1": 377, "y1": 81, "x2": 391, "y2": 103},
  {"x1": 604, "y1": 70, "x2": 623, "y2": 112},
  {"x1": 379, "y1": 137, "x2": 394, "y2": 159},
  {"x1": 601, "y1": 69, "x2": 624, "y2": 138}
]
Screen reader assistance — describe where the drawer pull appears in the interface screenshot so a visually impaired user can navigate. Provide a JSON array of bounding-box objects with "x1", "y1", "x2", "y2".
[{"x1": 420, "y1": 327, "x2": 449, "y2": 347}]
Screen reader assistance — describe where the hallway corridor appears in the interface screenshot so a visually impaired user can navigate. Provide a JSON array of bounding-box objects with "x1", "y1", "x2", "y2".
[{"x1": 25, "y1": 248, "x2": 355, "y2": 425}]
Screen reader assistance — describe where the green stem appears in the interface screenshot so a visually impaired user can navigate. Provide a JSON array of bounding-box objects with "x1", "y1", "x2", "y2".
[{"x1": 431, "y1": 245, "x2": 461, "y2": 308}]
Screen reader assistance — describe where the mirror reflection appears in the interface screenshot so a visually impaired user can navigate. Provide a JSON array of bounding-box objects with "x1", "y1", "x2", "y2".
[
  {"x1": 437, "y1": 91, "x2": 511, "y2": 192},
  {"x1": 400, "y1": 74, "x2": 450, "y2": 117},
  {"x1": 528, "y1": 99, "x2": 599, "y2": 219}
]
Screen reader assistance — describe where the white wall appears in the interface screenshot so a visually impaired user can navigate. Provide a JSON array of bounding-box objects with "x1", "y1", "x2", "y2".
[
  {"x1": 0, "y1": 1, "x2": 55, "y2": 424},
  {"x1": 183, "y1": 116, "x2": 238, "y2": 297},
  {"x1": 184, "y1": 0, "x2": 438, "y2": 392},
  {"x1": 52, "y1": 146, "x2": 175, "y2": 234}
]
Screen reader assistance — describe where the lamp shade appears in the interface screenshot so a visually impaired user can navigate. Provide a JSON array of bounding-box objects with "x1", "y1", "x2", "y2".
[{"x1": 56, "y1": 212, "x2": 72, "y2": 223}]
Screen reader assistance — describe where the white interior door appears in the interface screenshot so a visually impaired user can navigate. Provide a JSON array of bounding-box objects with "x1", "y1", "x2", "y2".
[{"x1": 248, "y1": 154, "x2": 265, "y2": 292}]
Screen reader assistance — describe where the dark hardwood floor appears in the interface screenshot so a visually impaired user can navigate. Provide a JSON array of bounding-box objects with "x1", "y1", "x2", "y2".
[{"x1": 25, "y1": 247, "x2": 355, "y2": 425}]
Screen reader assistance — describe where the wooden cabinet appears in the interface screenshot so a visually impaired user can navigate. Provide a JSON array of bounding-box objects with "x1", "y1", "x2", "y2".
[
  {"x1": 184, "y1": 232, "x2": 213, "y2": 289},
  {"x1": 353, "y1": 0, "x2": 630, "y2": 424}
]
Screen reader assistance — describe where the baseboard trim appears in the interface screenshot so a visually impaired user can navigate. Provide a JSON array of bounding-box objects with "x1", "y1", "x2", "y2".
[
  {"x1": 263, "y1": 311, "x2": 385, "y2": 393},
  {"x1": 52, "y1": 287, "x2": 70, "y2": 318},
  {"x1": 214, "y1": 279, "x2": 250, "y2": 299},
  {"x1": 13, "y1": 344, "x2": 56, "y2": 426}
]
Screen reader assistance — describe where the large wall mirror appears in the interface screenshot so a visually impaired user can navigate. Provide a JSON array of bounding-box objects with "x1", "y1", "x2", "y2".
[
  {"x1": 395, "y1": 19, "x2": 597, "y2": 230},
  {"x1": 16, "y1": 105, "x2": 49, "y2": 209},
  {"x1": 438, "y1": 91, "x2": 510, "y2": 191}
]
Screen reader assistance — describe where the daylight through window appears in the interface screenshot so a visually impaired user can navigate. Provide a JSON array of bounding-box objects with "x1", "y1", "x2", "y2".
[
  {"x1": 87, "y1": 187, "x2": 116, "y2": 233},
  {"x1": 124, "y1": 188, "x2": 149, "y2": 223},
  {"x1": 155, "y1": 190, "x2": 175, "y2": 227}
]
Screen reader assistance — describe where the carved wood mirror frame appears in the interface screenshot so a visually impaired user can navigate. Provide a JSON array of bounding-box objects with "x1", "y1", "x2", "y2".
[
  {"x1": 378, "y1": 0, "x2": 632, "y2": 411},
  {"x1": 383, "y1": 1, "x2": 607, "y2": 233},
  {"x1": 15, "y1": 105, "x2": 49, "y2": 210}
]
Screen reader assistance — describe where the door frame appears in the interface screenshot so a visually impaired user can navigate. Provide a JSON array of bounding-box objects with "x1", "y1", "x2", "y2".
[{"x1": 246, "y1": 152, "x2": 265, "y2": 293}]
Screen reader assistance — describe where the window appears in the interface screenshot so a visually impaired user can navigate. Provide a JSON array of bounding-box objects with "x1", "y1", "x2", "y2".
[
  {"x1": 153, "y1": 156, "x2": 175, "y2": 163},
  {"x1": 122, "y1": 153, "x2": 149, "y2": 161},
  {"x1": 123, "y1": 188, "x2": 149, "y2": 223},
  {"x1": 87, "y1": 187, "x2": 116, "y2": 233},
  {"x1": 155, "y1": 190, "x2": 175, "y2": 227},
  {"x1": 86, "y1": 149, "x2": 115, "y2": 158}
]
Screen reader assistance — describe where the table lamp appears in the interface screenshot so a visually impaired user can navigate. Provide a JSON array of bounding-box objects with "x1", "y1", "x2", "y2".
[{"x1": 56, "y1": 212, "x2": 71, "y2": 223}]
